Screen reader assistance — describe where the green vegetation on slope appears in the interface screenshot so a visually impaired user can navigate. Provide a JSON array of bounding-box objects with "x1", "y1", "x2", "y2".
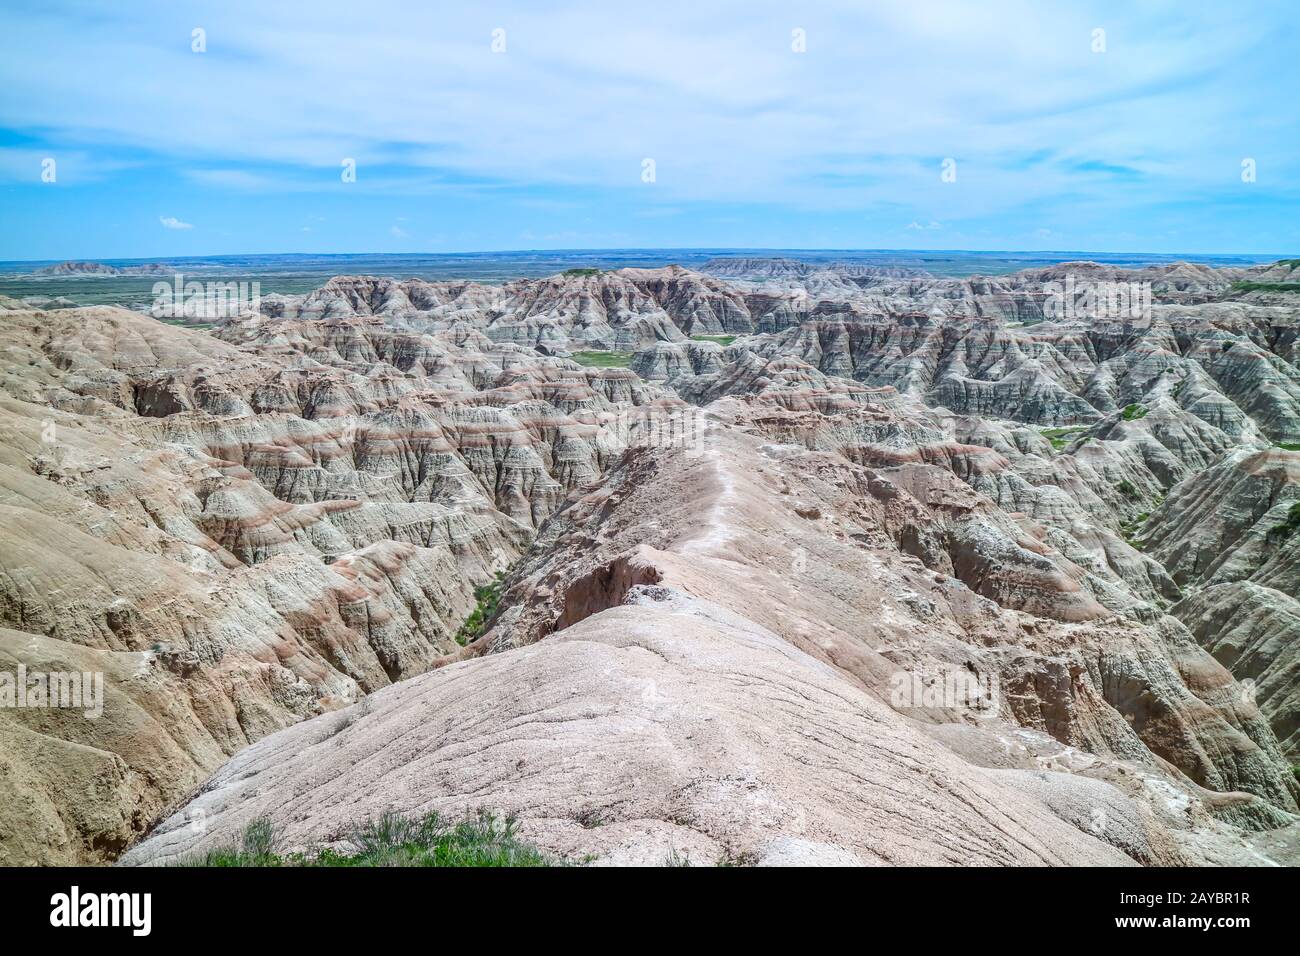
[
  {"x1": 455, "y1": 572, "x2": 505, "y2": 646},
  {"x1": 571, "y1": 350, "x2": 634, "y2": 368},
  {"x1": 690, "y1": 334, "x2": 737, "y2": 346},
  {"x1": 1041, "y1": 426, "x2": 1084, "y2": 451},
  {"x1": 1231, "y1": 280, "x2": 1300, "y2": 294},
  {"x1": 1268, "y1": 502, "x2": 1300, "y2": 543},
  {"x1": 562, "y1": 268, "x2": 600, "y2": 277},
  {"x1": 1121, "y1": 403, "x2": 1148, "y2": 421},
  {"x1": 1120, "y1": 504, "x2": 1157, "y2": 547},
  {"x1": 176, "y1": 811, "x2": 559, "y2": 867},
  {"x1": 1277, "y1": 442, "x2": 1300, "y2": 452}
]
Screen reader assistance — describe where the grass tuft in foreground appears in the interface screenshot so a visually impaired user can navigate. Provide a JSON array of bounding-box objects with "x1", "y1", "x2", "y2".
[{"x1": 176, "y1": 810, "x2": 560, "y2": 867}]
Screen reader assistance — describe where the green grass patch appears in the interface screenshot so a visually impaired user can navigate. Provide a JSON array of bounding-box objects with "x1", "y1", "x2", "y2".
[
  {"x1": 562, "y1": 268, "x2": 600, "y2": 277},
  {"x1": 1121, "y1": 403, "x2": 1148, "y2": 421},
  {"x1": 690, "y1": 334, "x2": 737, "y2": 346},
  {"x1": 176, "y1": 811, "x2": 560, "y2": 867},
  {"x1": 181, "y1": 816, "x2": 278, "y2": 867},
  {"x1": 1231, "y1": 280, "x2": 1300, "y2": 293},
  {"x1": 1117, "y1": 478, "x2": 1140, "y2": 499},
  {"x1": 455, "y1": 572, "x2": 505, "y2": 646},
  {"x1": 1041, "y1": 426, "x2": 1084, "y2": 451},
  {"x1": 1120, "y1": 509, "x2": 1152, "y2": 546},
  {"x1": 571, "y1": 350, "x2": 634, "y2": 368},
  {"x1": 1277, "y1": 442, "x2": 1300, "y2": 452},
  {"x1": 1267, "y1": 501, "x2": 1300, "y2": 543}
]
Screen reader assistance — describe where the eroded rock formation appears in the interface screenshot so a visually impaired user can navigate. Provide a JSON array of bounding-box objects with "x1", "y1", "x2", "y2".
[{"x1": 4, "y1": 257, "x2": 1298, "y2": 866}]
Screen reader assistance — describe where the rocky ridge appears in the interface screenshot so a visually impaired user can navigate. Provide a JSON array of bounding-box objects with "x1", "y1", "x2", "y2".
[{"x1": 2, "y1": 257, "x2": 1298, "y2": 866}]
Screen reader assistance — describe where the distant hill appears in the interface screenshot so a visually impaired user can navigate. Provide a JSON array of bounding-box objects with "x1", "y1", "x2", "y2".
[
  {"x1": 701, "y1": 257, "x2": 930, "y2": 279},
  {"x1": 33, "y1": 260, "x2": 173, "y2": 276}
]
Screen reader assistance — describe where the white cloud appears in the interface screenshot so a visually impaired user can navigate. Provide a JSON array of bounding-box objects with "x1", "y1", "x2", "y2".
[
  {"x1": 1, "y1": 0, "x2": 1294, "y2": 224},
  {"x1": 389, "y1": 225, "x2": 408, "y2": 239},
  {"x1": 159, "y1": 216, "x2": 193, "y2": 230},
  {"x1": 0, "y1": 148, "x2": 140, "y2": 185}
]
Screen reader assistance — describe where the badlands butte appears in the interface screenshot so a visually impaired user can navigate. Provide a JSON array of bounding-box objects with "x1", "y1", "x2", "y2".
[{"x1": 0, "y1": 256, "x2": 1298, "y2": 867}]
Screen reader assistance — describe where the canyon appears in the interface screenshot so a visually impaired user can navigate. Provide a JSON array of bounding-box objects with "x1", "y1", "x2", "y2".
[{"x1": 1, "y1": 257, "x2": 1297, "y2": 866}]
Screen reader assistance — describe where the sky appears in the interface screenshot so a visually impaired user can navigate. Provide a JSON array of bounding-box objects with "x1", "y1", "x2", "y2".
[{"x1": 0, "y1": 0, "x2": 1297, "y2": 260}]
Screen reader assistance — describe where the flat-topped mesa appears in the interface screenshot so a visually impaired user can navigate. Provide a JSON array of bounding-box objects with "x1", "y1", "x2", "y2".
[{"x1": 32, "y1": 260, "x2": 174, "y2": 276}]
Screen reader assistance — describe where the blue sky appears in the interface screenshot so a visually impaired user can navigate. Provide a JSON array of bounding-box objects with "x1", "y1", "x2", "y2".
[{"x1": 1, "y1": 0, "x2": 1297, "y2": 260}]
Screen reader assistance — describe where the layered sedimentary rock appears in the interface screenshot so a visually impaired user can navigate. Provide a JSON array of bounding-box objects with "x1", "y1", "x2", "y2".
[
  {"x1": 4, "y1": 258, "x2": 1299, "y2": 867},
  {"x1": 743, "y1": 311, "x2": 1299, "y2": 440},
  {"x1": 125, "y1": 411, "x2": 1296, "y2": 867},
  {"x1": 0, "y1": 301, "x2": 669, "y2": 863},
  {"x1": 1143, "y1": 449, "x2": 1300, "y2": 590},
  {"x1": 1174, "y1": 584, "x2": 1300, "y2": 758},
  {"x1": 1137, "y1": 448, "x2": 1300, "y2": 755},
  {"x1": 258, "y1": 267, "x2": 758, "y2": 349}
]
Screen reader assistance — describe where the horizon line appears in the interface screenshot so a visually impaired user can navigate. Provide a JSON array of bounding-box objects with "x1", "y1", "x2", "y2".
[{"x1": 1, "y1": 246, "x2": 1293, "y2": 267}]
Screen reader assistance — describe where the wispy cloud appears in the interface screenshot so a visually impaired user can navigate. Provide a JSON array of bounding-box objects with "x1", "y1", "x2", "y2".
[
  {"x1": 159, "y1": 215, "x2": 193, "y2": 230},
  {"x1": 1, "y1": 0, "x2": 1296, "y2": 256}
]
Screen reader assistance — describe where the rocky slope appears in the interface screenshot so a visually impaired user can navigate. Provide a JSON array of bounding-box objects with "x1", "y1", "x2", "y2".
[
  {"x1": 1140, "y1": 449, "x2": 1300, "y2": 755},
  {"x1": 125, "y1": 409, "x2": 1295, "y2": 866},
  {"x1": 258, "y1": 267, "x2": 755, "y2": 349},
  {"x1": 0, "y1": 301, "x2": 672, "y2": 863},
  {"x1": 3, "y1": 258, "x2": 1299, "y2": 866}
]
